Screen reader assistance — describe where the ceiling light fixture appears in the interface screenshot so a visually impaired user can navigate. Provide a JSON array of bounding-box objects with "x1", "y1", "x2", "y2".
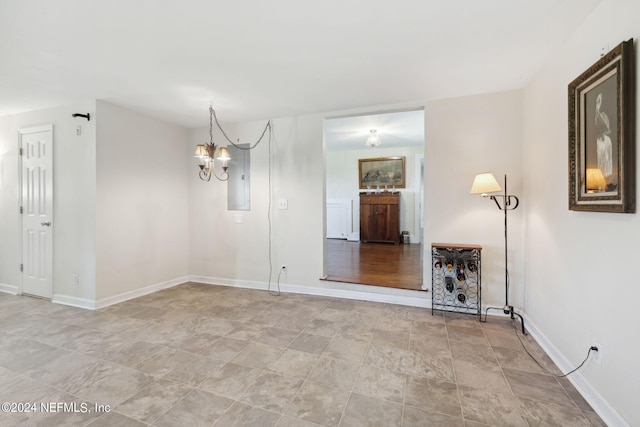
[
  {"x1": 194, "y1": 104, "x2": 271, "y2": 182},
  {"x1": 365, "y1": 129, "x2": 381, "y2": 148}
]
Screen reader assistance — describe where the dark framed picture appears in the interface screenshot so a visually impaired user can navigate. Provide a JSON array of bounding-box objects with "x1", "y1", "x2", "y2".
[
  {"x1": 568, "y1": 39, "x2": 635, "y2": 213},
  {"x1": 358, "y1": 156, "x2": 405, "y2": 189}
]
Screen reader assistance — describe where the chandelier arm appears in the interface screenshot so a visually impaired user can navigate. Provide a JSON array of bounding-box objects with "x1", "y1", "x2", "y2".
[
  {"x1": 210, "y1": 105, "x2": 271, "y2": 150},
  {"x1": 211, "y1": 167, "x2": 229, "y2": 181},
  {"x1": 198, "y1": 169, "x2": 211, "y2": 182},
  {"x1": 199, "y1": 165, "x2": 228, "y2": 182}
]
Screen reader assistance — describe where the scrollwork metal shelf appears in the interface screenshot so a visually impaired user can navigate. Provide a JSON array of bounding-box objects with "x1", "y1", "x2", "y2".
[{"x1": 431, "y1": 243, "x2": 482, "y2": 317}]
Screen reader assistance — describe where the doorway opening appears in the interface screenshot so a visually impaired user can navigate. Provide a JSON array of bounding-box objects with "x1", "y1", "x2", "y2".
[{"x1": 323, "y1": 109, "x2": 425, "y2": 291}]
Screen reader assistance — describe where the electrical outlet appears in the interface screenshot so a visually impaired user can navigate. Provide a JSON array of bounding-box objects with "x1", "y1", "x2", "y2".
[
  {"x1": 281, "y1": 264, "x2": 287, "y2": 274},
  {"x1": 278, "y1": 199, "x2": 288, "y2": 210},
  {"x1": 73, "y1": 273, "x2": 79, "y2": 287},
  {"x1": 592, "y1": 340, "x2": 602, "y2": 365}
]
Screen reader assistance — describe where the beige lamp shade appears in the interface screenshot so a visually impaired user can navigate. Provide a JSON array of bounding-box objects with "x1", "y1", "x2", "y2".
[
  {"x1": 194, "y1": 145, "x2": 208, "y2": 158},
  {"x1": 216, "y1": 146, "x2": 231, "y2": 161},
  {"x1": 585, "y1": 168, "x2": 606, "y2": 192},
  {"x1": 470, "y1": 173, "x2": 502, "y2": 195}
]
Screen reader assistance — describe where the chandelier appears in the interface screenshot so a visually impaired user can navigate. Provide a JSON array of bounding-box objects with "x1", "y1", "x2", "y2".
[
  {"x1": 366, "y1": 129, "x2": 381, "y2": 148},
  {"x1": 194, "y1": 104, "x2": 272, "y2": 182},
  {"x1": 194, "y1": 105, "x2": 231, "y2": 181}
]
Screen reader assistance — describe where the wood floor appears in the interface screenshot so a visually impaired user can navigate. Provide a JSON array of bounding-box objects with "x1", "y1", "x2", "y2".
[{"x1": 324, "y1": 239, "x2": 424, "y2": 291}]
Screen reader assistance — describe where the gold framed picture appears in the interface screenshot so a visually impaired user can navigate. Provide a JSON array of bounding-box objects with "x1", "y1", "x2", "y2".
[
  {"x1": 358, "y1": 156, "x2": 406, "y2": 189},
  {"x1": 568, "y1": 39, "x2": 635, "y2": 213}
]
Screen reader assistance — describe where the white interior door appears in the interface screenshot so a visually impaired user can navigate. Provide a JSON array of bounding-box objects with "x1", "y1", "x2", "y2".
[{"x1": 20, "y1": 125, "x2": 53, "y2": 299}]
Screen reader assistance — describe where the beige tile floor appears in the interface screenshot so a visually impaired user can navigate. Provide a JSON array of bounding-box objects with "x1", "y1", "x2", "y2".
[{"x1": 0, "y1": 283, "x2": 605, "y2": 426}]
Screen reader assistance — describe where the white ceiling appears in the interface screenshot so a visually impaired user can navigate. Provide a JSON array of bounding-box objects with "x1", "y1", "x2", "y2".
[
  {"x1": 325, "y1": 109, "x2": 424, "y2": 152},
  {"x1": 0, "y1": 0, "x2": 601, "y2": 128}
]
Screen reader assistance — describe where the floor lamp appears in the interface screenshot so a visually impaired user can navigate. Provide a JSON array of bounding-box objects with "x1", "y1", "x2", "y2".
[{"x1": 470, "y1": 173, "x2": 525, "y2": 334}]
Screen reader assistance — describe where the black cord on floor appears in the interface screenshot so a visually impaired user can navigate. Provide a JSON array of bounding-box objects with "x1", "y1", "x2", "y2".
[{"x1": 511, "y1": 319, "x2": 595, "y2": 378}]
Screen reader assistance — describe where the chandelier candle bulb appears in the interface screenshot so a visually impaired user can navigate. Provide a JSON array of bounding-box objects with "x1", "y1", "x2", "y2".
[{"x1": 217, "y1": 146, "x2": 231, "y2": 161}]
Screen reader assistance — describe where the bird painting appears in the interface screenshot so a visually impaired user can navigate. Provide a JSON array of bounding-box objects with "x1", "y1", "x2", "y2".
[{"x1": 595, "y1": 93, "x2": 613, "y2": 179}]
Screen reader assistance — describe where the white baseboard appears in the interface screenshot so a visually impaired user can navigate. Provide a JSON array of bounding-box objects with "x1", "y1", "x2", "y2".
[
  {"x1": 52, "y1": 276, "x2": 189, "y2": 310},
  {"x1": 189, "y1": 275, "x2": 431, "y2": 308},
  {"x1": 347, "y1": 232, "x2": 360, "y2": 241},
  {"x1": 523, "y1": 314, "x2": 629, "y2": 427},
  {"x1": 0, "y1": 282, "x2": 19, "y2": 295},
  {"x1": 189, "y1": 276, "x2": 268, "y2": 293},
  {"x1": 94, "y1": 276, "x2": 189, "y2": 310},
  {"x1": 52, "y1": 294, "x2": 97, "y2": 310}
]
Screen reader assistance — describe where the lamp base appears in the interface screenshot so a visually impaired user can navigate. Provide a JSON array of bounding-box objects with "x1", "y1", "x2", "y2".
[{"x1": 483, "y1": 305, "x2": 526, "y2": 335}]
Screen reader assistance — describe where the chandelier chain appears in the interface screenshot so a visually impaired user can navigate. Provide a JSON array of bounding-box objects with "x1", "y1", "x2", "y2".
[
  {"x1": 209, "y1": 105, "x2": 214, "y2": 147},
  {"x1": 210, "y1": 105, "x2": 271, "y2": 151}
]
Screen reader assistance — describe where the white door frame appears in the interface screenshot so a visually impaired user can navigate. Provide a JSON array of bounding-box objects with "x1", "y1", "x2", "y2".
[
  {"x1": 413, "y1": 154, "x2": 424, "y2": 244},
  {"x1": 19, "y1": 124, "x2": 54, "y2": 299}
]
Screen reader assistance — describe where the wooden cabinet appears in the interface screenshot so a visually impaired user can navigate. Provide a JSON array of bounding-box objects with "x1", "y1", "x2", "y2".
[{"x1": 360, "y1": 193, "x2": 400, "y2": 243}]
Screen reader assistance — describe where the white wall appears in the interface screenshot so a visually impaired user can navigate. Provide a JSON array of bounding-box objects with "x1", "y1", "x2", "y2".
[
  {"x1": 522, "y1": 1, "x2": 639, "y2": 425},
  {"x1": 189, "y1": 115, "x2": 326, "y2": 286},
  {"x1": 424, "y1": 90, "x2": 524, "y2": 306},
  {"x1": 0, "y1": 102, "x2": 97, "y2": 301},
  {"x1": 1, "y1": 101, "x2": 191, "y2": 306},
  {"x1": 189, "y1": 107, "x2": 431, "y2": 305},
  {"x1": 326, "y1": 145, "x2": 423, "y2": 238},
  {"x1": 95, "y1": 101, "x2": 189, "y2": 301},
  {"x1": 189, "y1": 122, "x2": 269, "y2": 282}
]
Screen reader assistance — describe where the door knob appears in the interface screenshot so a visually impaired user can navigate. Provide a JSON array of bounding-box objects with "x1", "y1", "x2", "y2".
[{"x1": 41, "y1": 222, "x2": 51, "y2": 226}]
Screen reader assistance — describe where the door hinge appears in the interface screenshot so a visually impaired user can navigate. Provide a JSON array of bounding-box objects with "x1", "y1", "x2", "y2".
[
  {"x1": 20, "y1": 264, "x2": 23, "y2": 272},
  {"x1": 20, "y1": 206, "x2": 23, "y2": 214},
  {"x1": 19, "y1": 147, "x2": 23, "y2": 156}
]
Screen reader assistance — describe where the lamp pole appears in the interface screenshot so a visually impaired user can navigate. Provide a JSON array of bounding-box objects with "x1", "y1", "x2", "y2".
[{"x1": 486, "y1": 175, "x2": 525, "y2": 334}]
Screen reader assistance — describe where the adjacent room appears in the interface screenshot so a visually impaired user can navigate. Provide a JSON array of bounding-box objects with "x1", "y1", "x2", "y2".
[
  {"x1": 0, "y1": 1, "x2": 638, "y2": 426},
  {"x1": 324, "y1": 110, "x2": 425, "y2": 291}
]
